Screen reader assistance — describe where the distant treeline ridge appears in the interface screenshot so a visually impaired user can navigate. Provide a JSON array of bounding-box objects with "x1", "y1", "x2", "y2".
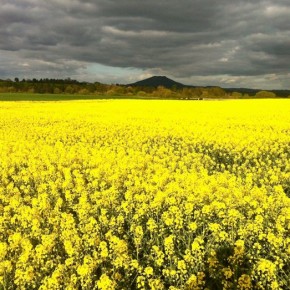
[{"x1": 0, "y1": 78, "x2": 289, "y2": 99}]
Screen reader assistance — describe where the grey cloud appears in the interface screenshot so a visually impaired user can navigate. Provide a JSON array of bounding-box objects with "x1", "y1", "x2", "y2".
[{"x1": 0, "y1": 0, "x2": 290, "y2": 88}]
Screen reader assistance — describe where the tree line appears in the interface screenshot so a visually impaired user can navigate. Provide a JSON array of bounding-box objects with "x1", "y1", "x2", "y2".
[{"x1": 0, "y1": 78, "x2": 287, "y2": 99}]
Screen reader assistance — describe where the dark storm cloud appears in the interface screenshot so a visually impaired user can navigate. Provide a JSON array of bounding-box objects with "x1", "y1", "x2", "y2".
[{"x1": 0, "y1": 0, "x2": 290, "y2": 88}]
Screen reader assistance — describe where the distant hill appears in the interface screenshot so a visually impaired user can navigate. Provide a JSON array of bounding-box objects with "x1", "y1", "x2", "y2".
[
  {"x1": 128, "y1": 76, "x2": 290, "y2": 97},
  {"x1": 128, "y1": 76, "x2": 186, "y2": 88}
]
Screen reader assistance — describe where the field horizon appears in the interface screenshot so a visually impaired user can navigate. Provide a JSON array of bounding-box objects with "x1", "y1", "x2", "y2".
[{"x1": 0, "y1": 92, "x2": 288, "y2": 102}]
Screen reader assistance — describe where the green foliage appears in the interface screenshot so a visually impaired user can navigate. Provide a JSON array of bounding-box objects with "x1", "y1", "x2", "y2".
[
  {"x1": 255, "y1": 91, "x2": 277, "y2": 98},
  {"x1": 231, "y1": 92, "x2": 243, "y2": 99},
  {"x1": 0, "y1": 79, "x2": 287, "y2": 100}
]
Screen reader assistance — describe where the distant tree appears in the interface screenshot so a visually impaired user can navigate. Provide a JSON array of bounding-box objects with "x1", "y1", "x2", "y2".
[
  {"x1": 208, "y1": 87, "x2": 226, "y2": 98},
  {"x1": 192, "y1": 87, "x2": 203, "y2": 97},
  {"x1": 105, "y1": 85, "x2": 126, "y2": 96},
  {"x1": 94, "y1": 83, "x2": 108, "y2": 94},
  {"x1": 53, "y1": 87, "x2": 61, "y2": 94},
  {"x1": 255, "y1": 91, "x2": 276, "y2": 98},
  {"x1": 78, "y1": 88, "x2": 90, "y2": 95},
  {"x1": 126, "y1": 86, "x2": 134, "y2": 94},
  {"x1": 137, "y1": 91, "x2": 147, "y2": 97},
  {"x1": 181, "y1": 88, "x2": 194, "y2": 99},
  {"x1": 153, "y1": 86, "x2": 174, "y2": 98},
  {"x1": 65, "y1": 85, "x2": 75, "y2": 94},
  {"x1": 231, "y1": 92, "x2": 242, "y2": 99},
  {"x1": 201, "y1": 89, "x2": 209, "y2": 99}
]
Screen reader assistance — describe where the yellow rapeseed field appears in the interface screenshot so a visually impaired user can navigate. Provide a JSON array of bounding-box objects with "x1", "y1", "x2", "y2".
[{"x1": 1, "y1": 99, "x2": 290, "y2": 289}]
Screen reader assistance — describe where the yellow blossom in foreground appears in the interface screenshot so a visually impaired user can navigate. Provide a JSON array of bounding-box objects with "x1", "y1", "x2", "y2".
[{"x1": 0, "y1": 99, "x2": 290, "y2": 289}]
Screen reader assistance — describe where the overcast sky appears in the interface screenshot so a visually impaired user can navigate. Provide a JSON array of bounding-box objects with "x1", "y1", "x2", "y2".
[{"x1": 1, "y1": 0, "x2": 290, "y2": 89}]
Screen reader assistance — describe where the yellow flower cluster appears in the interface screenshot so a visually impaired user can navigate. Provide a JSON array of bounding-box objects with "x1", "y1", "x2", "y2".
[{"x1": 0, "y1": 99, "x2": 290, "y2": 289}]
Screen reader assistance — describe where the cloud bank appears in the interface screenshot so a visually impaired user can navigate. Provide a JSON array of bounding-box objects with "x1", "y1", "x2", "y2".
[{"x1": 1, "y1": 0, "x2": 290, "y2": 89}]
